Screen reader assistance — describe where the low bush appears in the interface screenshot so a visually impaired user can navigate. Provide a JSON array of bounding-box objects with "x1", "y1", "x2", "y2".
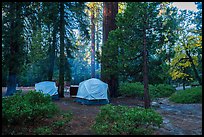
[
  {"x1": 169, "y1": 86, "x2": 202, "y2": 103},
  {"x1": 53, "y1": 121, "x2": 66, "y2": 127},
  {"x1": 152, "y1": 84, "x2": 176, "y2": 98},
  {"x1": 91, "y1": 104, "x2": 163, "y2": 135},
  {"x1": 2, "y1": 90, "x2": 59, "y2": 125},
  {"x1": 190, "y1": 81, "x2": 200, "y2": 87},
  {"x1": 34, "y1": 126, "x2": 52, "y2": 135},
  {"x1": 52, "y1": 111, "x2": 73, "y2": 128},
  {"x1": 119, "y1": 82, "x2": 144, "y2": 97},
  {"x1": 61, "y1": 111, "x2": 73, "y2": 122},
  {"x1": 119, "y1": 82, "x2": 175, "y2": 99}
]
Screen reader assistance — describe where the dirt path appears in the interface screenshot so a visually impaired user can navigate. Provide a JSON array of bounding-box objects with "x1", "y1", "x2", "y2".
[{"x1": 153, "y1": 98, "x2": 202, "y2": 135}]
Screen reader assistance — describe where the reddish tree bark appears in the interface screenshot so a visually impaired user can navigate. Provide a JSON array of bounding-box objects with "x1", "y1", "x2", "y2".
[{"x1": 101, "y1": 2, "x2": 118, "y2": 97}]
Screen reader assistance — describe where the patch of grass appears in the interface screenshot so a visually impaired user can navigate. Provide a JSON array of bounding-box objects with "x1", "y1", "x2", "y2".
[{"x1": 169, "y1": 86, "x2": 202, "y2": 103}]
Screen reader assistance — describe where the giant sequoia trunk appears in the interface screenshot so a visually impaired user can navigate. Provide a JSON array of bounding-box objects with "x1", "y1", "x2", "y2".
[
  {"x1": 102, "y1": 2, "x2": 118, "y2": 97},
  {"x1": 58, "y1": 2, "x2": 65, "y2": 98},
  {"x1": 6, "y1": 3, "x2": 22, "y2": 96},
  {"x1": 91, "y1": 9, "x2": 95, "y2": 78}
]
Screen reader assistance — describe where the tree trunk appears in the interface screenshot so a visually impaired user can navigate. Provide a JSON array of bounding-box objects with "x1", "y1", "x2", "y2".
[
  {"x1": 96, "y1": 17, "x2": 100, "y2": 79},
  {"x1": 91, "y1": 9, "x2": 95, "y2": 78},
  {"x1": 143, "y1": 20, "x2": 150, "y2": 109},
  {"x1": 183, "y1": 82, "x2": 186, "y2": 90},
  {"x1": 48, "y1": 24, "x2": 57, "y2": 81},
  {"x1": 6, "y1": 3, "x2": 20, "y2": 96},
  {"x1": 101, "y1": 2, "x2": 118, "y2": 81},
  {"x1": 101, "y1": 2, "x2": 118, "y2": 98},
  {"x1": 186, "y1": 50, "x2": 202, "y2": 85},
  {"x1": 58, "y1": 2, "x2": 65, "y2": 98}
]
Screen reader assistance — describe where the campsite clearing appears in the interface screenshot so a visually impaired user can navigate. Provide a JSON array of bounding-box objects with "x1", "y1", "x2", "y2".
[
  {"x1": 54, "y1": 97, "x2": 202, "y2": 135},
  {"x1": 2, "y1": 88, "x2": 202, "y2": 135}
]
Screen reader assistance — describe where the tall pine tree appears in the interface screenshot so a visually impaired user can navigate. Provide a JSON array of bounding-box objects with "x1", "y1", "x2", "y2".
[{"x1": 101, "y1": 2, "x2": 119, "y2": 98}]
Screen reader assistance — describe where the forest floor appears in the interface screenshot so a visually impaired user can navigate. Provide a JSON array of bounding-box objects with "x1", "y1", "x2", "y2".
[
  {"x1": 2, "y1": 87, "x2": 202, "y2": 135},
  {"x1": 54, "y1": 97, "x2": 202, "y2": 135}
]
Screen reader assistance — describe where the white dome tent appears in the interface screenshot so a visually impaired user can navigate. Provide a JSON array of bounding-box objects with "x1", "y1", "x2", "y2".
[
  {"x1": 75, "y1": 78, "x2": 109, "y2": 105},
  {"x1": 35, "y1": 81, "x2": 59, "y2": 100}
]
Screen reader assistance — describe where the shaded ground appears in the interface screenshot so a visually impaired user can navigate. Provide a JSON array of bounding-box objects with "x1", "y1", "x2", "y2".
[
  {"x1": 53, "y1": 97, "x2": 145, "y2": 135},
  {"x1": 2, "y1": 87, "x2": 202, "y2": 135},
  {"x1": 54, "y1": 97, "x2": 202, "y2": 135}
]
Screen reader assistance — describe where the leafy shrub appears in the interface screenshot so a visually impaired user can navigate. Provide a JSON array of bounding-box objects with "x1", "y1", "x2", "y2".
[
  {"x1": 61, "y1": 111, "x2": 73, "y2": 122},
  {"x1": 119, "y1": 82, "x2": 144, "y2": 97},
  {"x1": 119, "y1": 82, "x2": 175, "y2": 99},
  {"x1": 34, "y1": 126, "x2": 52, "y2": 135},
  {"x1": 190, "y1": 81, "x2": 200, "y2": 87},
  {"x1": 2, "y1": 90, "x2": 59, "y2": 125},
  {"x1": 52, "y1": 111, "x2": 72, "y2": 128},
  {"x1": 152, "y1": 84, "x2": 176, "y2": 98},
  {"x1": 169, "y1": 86, "x2": 202, "y2": 103},
  {"x1": 53, "y1": 121, "x2": 66, "y2": 127},
  {"x1": 91, "y1": 104, "x2": 162, "y2": 135}
]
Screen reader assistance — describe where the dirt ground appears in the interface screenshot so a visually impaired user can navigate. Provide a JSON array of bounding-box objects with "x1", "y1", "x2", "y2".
[
  {"x1": 54, "y1": 96, "x2": 202, "y2": 135},
  {"x1": 2, "y1": 87, "x2": 202, "y2": 135},
  {"x1": 53, "y1": 96, "x2": 145, "y2": 135}
]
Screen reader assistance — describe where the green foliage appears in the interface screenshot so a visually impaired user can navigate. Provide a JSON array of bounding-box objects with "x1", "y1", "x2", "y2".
[
  {"x1": 101, "y1": 2, "x2": 179, "y2": 84},
  {"x1": 191, "y1": 81, "x2": 200, "y2": 87},
  {"x1": 119, "y1": 82, "x2": 175, "y2": 98},
  {"x1": 53, "y1": 121, "x2": 66, "y2": 127},
  {"x1": 52, "y1": 111, "x2": 73, "y2": 128},
  {"x1": 61, "y1": 112, "x2": 73, "y2": 122},
  {"x1": 2, "y1": 90, "x2": 59, "y2": 125},
  {"x1": 153, "y1": 84, "x2": 176, "y2": 98},
  {"x1": 91, "y1": 104, "x2": 163, "y2": 135},
  {"x1": 47, "y1": 111, "x2": 72, "y2": 133},
  {"x1": 119, "y1": 82, "x2": 144, "y2": 97},
  {"x1": 169, "y1": 86, "x2": 202, "y2": 103},
  {"x1": 169, "y1": 8, "x2": 202, "y2": 85},
  {"x1": 34, "y1": 126, "x2": 52, "y2": 135}
]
